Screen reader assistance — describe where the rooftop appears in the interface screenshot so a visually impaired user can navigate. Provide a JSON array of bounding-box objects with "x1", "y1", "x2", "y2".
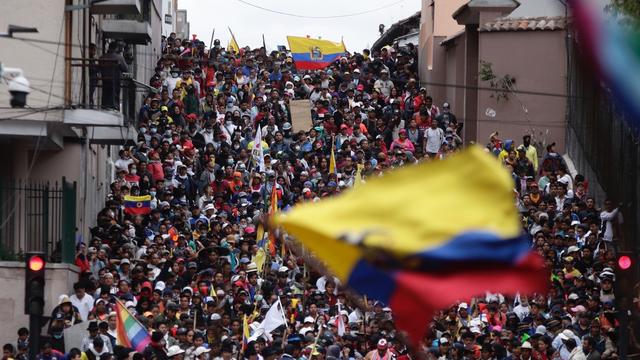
[{"x1": 479, "y1": 16, "x2": 568, "y2": 32}]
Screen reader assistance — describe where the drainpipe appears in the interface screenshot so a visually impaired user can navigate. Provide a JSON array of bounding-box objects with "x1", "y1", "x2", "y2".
[{"x1": 65, "y1": 0, "x2": 73, "y2": 106}]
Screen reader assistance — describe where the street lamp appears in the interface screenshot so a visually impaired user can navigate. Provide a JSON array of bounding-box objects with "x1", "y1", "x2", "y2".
[{"x1": 0, "y1": 24, "x2": 38, "y2": 38}]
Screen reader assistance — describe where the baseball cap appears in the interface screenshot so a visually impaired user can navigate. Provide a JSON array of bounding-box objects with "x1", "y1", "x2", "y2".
[
  {"x1": 559, "y1": 329, "x2": 575, "y2": 341},
  {"x1": 377, "y1": 339, "x2": 388, "y2": 349}
]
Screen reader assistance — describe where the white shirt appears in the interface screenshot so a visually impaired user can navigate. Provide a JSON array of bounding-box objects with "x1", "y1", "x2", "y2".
[
  {"x1": 374, "y1": 79, "x2": 394, "y2": 98},
  {"x1": 424, "y1": 127, "x2": 444, "y2": 154},
  {"x1": 600, "y1": 208, "x2": 623, "y2": 241},
  {"x1": 513, "y1": 303, "x2": 530, "y2": 321},
  {"x1": 70, "y1": 293, "x2": 94, "y2": 321},
  {"x1": 114, "y1": 157, "x2": 134, "y2": 173}
]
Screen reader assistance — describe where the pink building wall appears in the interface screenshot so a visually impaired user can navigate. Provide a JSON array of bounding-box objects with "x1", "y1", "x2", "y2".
[{"x1": 476, "y1": 30, "x2": 567, "y2": 151}]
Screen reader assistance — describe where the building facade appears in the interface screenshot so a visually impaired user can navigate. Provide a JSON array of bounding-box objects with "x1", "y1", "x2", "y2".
[
  {"x1": 176, "y1": 9, "x2": 189, "y2": 40},
  {"x1": 0, "y1": 0, "x2": 162, "y2": 255},
  {"x1": 419, "y1": 0, "x2": 569, "y2": 152}
]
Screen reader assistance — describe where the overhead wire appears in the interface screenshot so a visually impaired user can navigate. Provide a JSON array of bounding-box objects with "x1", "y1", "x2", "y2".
[{"x1": 234, "y1": 0, "x2": 408, "y2": 19}]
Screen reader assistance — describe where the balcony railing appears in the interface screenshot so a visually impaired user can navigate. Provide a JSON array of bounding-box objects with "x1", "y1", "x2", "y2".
[{"x1": 0, "y1": 178, "x2": 77, "y2": 264}]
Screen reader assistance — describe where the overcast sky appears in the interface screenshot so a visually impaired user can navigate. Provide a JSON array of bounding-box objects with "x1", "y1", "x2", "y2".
[{"x1": 178, "y1": 0, "x2": 421, "y2": 52}]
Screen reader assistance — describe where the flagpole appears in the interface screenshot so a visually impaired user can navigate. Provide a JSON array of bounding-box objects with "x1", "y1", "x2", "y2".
[
  {"x1": 193, "y1": 310, "x2": 197, "y2": 331},
  {"x1": 277, "y1": 297, "x2": 289, "y2": 329},
  {"x1": 209, "y1": 28, "x2": 215, "y2": 51},
  {"x1": 262, "y1": 33, "x2": 267, "y2": 52}
]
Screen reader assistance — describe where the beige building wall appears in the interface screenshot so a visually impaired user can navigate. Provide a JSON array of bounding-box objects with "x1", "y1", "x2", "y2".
[
  {"x1": 419, "y1": 0, "x2": 466, "y2": 102},
  {"x1": 476, "y1": 30, "x2": 567, "y2": 151},
  {"x1": 0, "y1": 0, "x2": 84, "y2": 120}
]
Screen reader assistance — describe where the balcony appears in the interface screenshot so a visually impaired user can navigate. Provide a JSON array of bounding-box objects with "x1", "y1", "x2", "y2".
[
  {"x1": 100, "y1": 19, "x2": 152, "y2": 45},
  {"x1": 91, "y1": 0, "x2": 141, "y2": 15}
]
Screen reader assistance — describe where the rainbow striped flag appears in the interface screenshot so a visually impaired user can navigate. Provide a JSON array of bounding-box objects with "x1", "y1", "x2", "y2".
[
  {"x1": 570, "y1": 0, "x2": 640, "y2": 130},
  {"x1": 115, "y1": 299, "x2": 151, "y2": 352}
]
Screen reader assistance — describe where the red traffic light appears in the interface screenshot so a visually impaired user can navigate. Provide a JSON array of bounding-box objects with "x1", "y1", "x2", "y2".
[
  {"x1": 618, "y1": 255, "x2": 632, "y2": 270},
  {"x1": 28, "y1": 256, "x2": 44, "y2": 272}
]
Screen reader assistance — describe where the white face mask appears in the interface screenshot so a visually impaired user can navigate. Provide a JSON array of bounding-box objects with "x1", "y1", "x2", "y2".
[{"x1": 130, "y1": 169, "x2": 137, "y2": 175}]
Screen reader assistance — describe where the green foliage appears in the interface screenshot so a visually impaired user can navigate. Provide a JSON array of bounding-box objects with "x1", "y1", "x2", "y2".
[
  {"x1": 479, "y1": 60, "x2": 515, "y2": 102},
  {"x1": 606, "y1": 0, "x2": 640, "y2": 28}
]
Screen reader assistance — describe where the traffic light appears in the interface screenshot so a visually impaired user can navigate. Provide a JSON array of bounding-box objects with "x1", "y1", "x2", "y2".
[
  {"x1": 24, "y1": 252, "x2": 46, "y2": 316},
  {"x1": 615, "y1": 251, "x2": 635, "y2": 359}
]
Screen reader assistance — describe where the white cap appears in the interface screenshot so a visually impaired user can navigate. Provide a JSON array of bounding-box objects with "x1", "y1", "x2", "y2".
[
  {"x1": 204, "y1": 203, "x2": 216, "y2": 212},
  {"x1": 439, "y1": 337, "x2": 449, "y2": 344},
  {"x1": 567, "y1": 246, "x2": 580, "y2": 253},
  {"x1": 458, "y1": 302, "x2": 468, "y2": 310},
  {"x1": 535, "y1": 325, "x2": 547, "y2": 335},
  {"x1": 155, "y1": 281, "x2": 166, "y2": 291},
  {"x1": 304, "y1": 316, "x2": 314, "y2": 323},
  {"x1": 559, "y1": 329, "x2": 575, "y2": 341},
  {"x1": 166, "y1": 345, "x2": 185, "y2": 357},
  {"x1": 194, "y1": 347, "x2": 210, "y2": 356},
  {"x1": 521, "y1": 341, "x2": 533, "y2": 349}
]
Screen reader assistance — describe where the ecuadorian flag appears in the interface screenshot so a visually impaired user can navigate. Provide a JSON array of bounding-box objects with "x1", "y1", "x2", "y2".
[
  {"x1": 273, "y1": 146, "x2": 548, "y2": 342},
  {"x1": 124, "y1": 195, "x2": 151, "y2": 215},
  {"x1": 287, "y1": 36, "x2": 346, "y2": 70}
]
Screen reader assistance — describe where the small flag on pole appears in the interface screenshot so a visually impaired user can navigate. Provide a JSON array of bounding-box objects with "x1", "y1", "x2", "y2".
[
  {"x1": 228, "y1": 27, "x2": 240, "y2": 53},
  {"x1": 329, "y1": 139, "x2": 337, "y2": 174}
]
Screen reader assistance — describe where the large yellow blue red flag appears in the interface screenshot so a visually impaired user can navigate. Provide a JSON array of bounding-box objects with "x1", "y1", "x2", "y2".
[
  {"x1": 272, "y1": 146, "x2": 547, "y2": 342},
  {"x1": 287, "y1": 36, "x2": 346, "y2": 70}
]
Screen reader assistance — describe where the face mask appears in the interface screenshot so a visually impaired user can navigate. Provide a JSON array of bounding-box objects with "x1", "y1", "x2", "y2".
[
  {"x1": 140, "y1": 127, "x2": 147, "y2": 134},
  {"x1": 150, "y1": 191, "x2": 156, "y2": 197},
  {"x1": 165, "y1": 130, "x2": 172, "y2": 136},
  {"x1": 150, "y1": 128, "x2": 157, "y2": 134},
  {"x1": 130, "y1": 169, "x2": 137, "y2": 175}
]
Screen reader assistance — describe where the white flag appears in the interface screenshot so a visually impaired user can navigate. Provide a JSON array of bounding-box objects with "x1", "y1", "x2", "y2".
[
  {"x1": 335, "y1": 304, "x2": 345, "y2": 336},
  {"x1": 249, "y1": 298, "x2": 287, "y2": 341},
  {"x1": 252, "y1": 126, "x2": 265, "y2": 172}
]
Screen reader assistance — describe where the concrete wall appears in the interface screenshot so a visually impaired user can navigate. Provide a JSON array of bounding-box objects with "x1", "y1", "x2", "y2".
[
  {"x1": 476, "y1": 30, "x2": 567, "y2": 150},
  {"x1": 0, "y1": 262, "x2": 79, "y2": 343}
]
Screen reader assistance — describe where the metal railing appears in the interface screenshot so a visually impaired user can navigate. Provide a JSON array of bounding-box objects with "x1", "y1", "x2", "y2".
[{"x1": 0, "y1": 178, "x2": 77, "y2": 263}]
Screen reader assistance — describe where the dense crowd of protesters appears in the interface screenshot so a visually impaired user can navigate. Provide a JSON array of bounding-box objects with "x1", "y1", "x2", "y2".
[{"x1": 2, "y1": 32, "x2": 627, "y2": 360}]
